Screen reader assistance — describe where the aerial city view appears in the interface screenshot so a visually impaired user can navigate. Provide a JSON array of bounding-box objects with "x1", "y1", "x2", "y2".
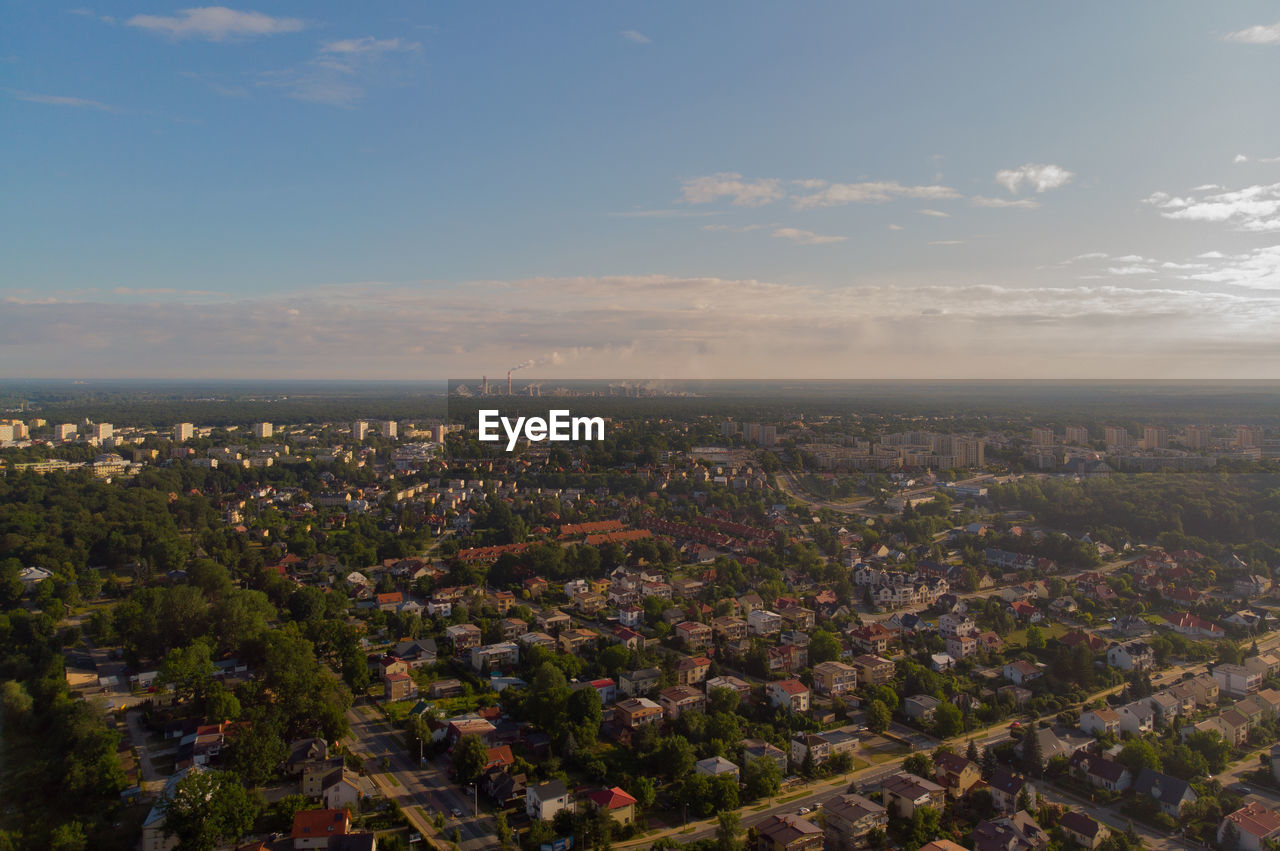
[{"x1": 4, "y1": 3, "x2": 1280, "y2": 851}]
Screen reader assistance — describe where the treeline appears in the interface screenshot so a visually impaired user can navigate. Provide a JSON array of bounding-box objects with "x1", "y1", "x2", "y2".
[{"x1": 988, "y1": 474, "x2": 1280, "y2": 561}]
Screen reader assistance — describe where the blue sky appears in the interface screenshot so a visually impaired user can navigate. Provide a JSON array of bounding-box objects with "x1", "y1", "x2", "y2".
[{"x1": 4, "y1": 2, "x2": 1280, "y2": 378}]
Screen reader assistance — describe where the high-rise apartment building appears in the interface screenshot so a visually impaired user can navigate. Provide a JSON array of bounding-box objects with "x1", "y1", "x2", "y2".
[
  {"x1": 1142, "y1": 426, "x2": 1167, "y2": 450},
  {"x1": 1031, "y1": 427, "x2": 1054, "y2": 447},
  {"x1": 1103, "y1": 426, "x2": 1130, "y2": 449},
  {"x1": 253, "y1": 422, "x2": 273, "y2": 439},
  {"x1": 55, "y1": 423, "x2": 77, "y2": 441},
  {"x1": 953, "y1": 436, "x2": 985, "y2": 467},
  {"x1": 1184, "y1": 426, "x2": 1210, "y2": 450},
  {"x1": 174, "y1": 423, "x2": 195, "y2": 443},
  {"x1": 91, "y1": 423, "x2": 113, "y2": 441},
  {"x1": 1238, "y1": 426, "x2": 1263, "y2": 449},
  {"x1": 352, "y1": 420, "x2": 369, "y2": 441},
  {"x1": 1065, "y1": 426, "x2": 1089, "y2": 445},
  {"x1": 381, "y1": 420, "x2": 398, "y2": 440}
]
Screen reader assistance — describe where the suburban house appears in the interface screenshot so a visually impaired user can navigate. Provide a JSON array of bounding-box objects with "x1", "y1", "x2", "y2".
[
  {"x1": 586, "y1": 786, "x2": 638, "y2": 826},
  {"x1": 989, "y1": 767, "x2": 1036, "y2": 814},
  {"x1": 932, "y1": 751, "x2": 982, "y2": 798},
  {"x1": 813, "y1": 661, "x2": 859, "y2": 696},
  {"x1": 1002, "y1": 660, "x2": 1045, "y2": 686},
  {"x1": 1219, "y1": 802, "x2": 1280, "y2": 851},
  {"x1": 614, "y1": 697, "x2": 662, "y2": 729},
  {"x1": 880, "y1": 772, "x2": 945, "y2": 818},
  {"x1": 821, "y1": 792, "x2": 888, "y2": 850},
  {"x1": 1133, "y1": 768, "x2": 1197, "y2": 817},
  {"x1": 1078, "y1": 708, "x2": 1121, "y2": 737},
  {"x1": 852, "y1": 654, "x2": 895, "y2": 686},
  {"x1": 1059, "y1": 812, "x2": 1110, "y2": 850},
  {"x1": 659, "y1": 685, "x2": 707, "y2": 720},
  {"x1": 526, "y1": 779, "x2": 572, "y2": 821},
  {"x1": 755, "y1": 813, "x2": 824, "y2": 851},
  {"x1": 1106, "y1": 640, "x2": 1154, "y2": 672},
  {"x1": 768, "y1": 679, "x2": 811, "y2": 713}
]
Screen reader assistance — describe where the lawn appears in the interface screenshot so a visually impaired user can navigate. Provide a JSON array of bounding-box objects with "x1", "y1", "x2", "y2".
[{"x1": 1003, "y1": 622, "x2": 1069, "y2": 648}]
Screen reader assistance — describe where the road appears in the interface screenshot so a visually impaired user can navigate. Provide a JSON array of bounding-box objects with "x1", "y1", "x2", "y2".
[
  {"x1": 342, "y1": 702, "x2": 498, "y2": 851},
  {"x1": 615, "y1": 720, "x2": 1015, "y2": 848}
]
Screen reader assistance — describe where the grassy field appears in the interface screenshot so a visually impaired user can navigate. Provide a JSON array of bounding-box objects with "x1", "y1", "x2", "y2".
[{"x1": 1003, "y1": 621, "x2": 1069, "y2": 647}]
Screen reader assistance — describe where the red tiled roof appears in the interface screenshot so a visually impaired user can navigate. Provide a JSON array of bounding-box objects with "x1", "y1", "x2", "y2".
[
  {"x1": 291, "y1": 809, "x2": 350, "y2": 839},
  {"x1": 588, "y1": 786, "x2": 638, "y2": 809}
]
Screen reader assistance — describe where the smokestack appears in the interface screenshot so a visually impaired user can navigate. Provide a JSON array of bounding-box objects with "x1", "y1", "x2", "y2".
[
  {"x1": 507, "y1": 371, "x2": 512, "y2": 395},
  {"x1": 481, "y1": 376, "x2": 488, "y2": 395}
]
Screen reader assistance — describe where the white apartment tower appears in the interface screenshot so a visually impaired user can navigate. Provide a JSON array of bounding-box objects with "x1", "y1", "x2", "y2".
[
  {"x1": 174, "y1": 423, "x2": 195, "y2": 443},
  {"x1": 253, "y1": 422, "x2": 273, "y2": 439}
]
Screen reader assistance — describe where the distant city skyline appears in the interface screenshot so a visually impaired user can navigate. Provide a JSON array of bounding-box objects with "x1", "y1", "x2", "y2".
[{"x1": 4, "y1": 3, "x2": 1280, "y2": 378}]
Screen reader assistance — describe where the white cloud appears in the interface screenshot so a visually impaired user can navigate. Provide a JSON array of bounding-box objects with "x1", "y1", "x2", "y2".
[
  {"x1": 1146, "y1": 183, "x2": 1280, "y2": 232},
  {"x1": 1225, "y1": 20, "x2": 1280, "y2": 45},
  {"x1": 703, "y1": 223, "x2": 770, "y2": 232},
  {"x1": 888, "y1": 224, "x2": 904, "y2": 231},
  {"x1": 995, "y1": 163, "x2": 1074, "y2": 194},
  {"x1": 610, "y1": 209, "x2": 717, "y2": 218},
  {"x1": 1235, "y1": 154, "x2": 1250, "y2": 163},
  {"x1": 791, "y1": 180, "x2": 959, "y2": 209},
  {"x1": 919, "y1": 209, "x2": 949, "y2": 218},
  {"x1": 257, "y1": 34, "x2": 421, "y2": 106},
  {"x1": 1184, "y1": 246, "x2": 1280, "y2": 290},
  {"x1": 68, "y1": 8, "x2": 114, "y2": 24},
  {"x1": 12, "y1": 91, "x2": 116, "y2": 111},
  {"x1": 1105, "y1": 266, "x2": 1156, "y2": 275},
  {"x1": 127, "y1": 7, "x2": 304, "y2": 41},
  {"x1": 321, "y1": 37, "x2": 418, "y2": 57},
  {"x1": 929, "y1": 240, "x2": 964, "y2": 246},
  {"x1": 772, "y1": 227, "x2": 847, "y2": 245},
  {"x1": 970, "y1": 196, "x2": 1040, "y2": 209},
  {"x1": 621, "y1": 30, "x2": 651, "y2": 44},
  {"x1": 680, "y1": 173, "x2": 785, "y2": 207}
]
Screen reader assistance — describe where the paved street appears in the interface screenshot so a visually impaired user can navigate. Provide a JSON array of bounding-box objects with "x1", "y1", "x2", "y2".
[{"x1": 342, "y1": 703, "x2": 499, "y2": 851}]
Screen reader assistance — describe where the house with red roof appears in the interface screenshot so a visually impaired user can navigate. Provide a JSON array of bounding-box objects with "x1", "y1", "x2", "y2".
[
  {"x1": 767, "y1": 679, "x2": 811, "y2": 713},
  {"x1": 587, "y1": 786, "x2": 638, "y2": 825}
]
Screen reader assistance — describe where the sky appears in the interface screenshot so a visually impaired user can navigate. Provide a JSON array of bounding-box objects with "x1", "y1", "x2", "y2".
[{"x1": 4, "y1": 2, "x2": 1280, "y2": 379}]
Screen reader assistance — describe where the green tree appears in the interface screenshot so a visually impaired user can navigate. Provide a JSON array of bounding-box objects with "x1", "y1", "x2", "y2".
[
  {"x1": 452, "y1": 734, "x2": 488, "y2": 785},
  {"x1": 225, "y1": 712, "x2": 286, "y2": 788},
  {"x1": 903, "y1": 753, "x2": 932, "y2": 777},
  {"x1": 1022, "y1": 728, "x2": 1044, "y2": 778},
  {"x1": 633, "y1": 775, "x2": 657, "y2": 811},
  {"x1": 715, "y1": 810, "x2": 743, "y2": 851},
  {"x1": 866, "y1": 699, "x2": 890, "y2": 734},
  {"x1": 162, "y1": 769, "x2": 258, "y2": 851},
  {"x1": 809, "y1": 630, "x2": 843, "y2": 664},
  {"x1": 933, "y1": 702, "x2": 963, "y2": 738},
  {"x1": 743, "y1": 758, "x2": 781, "y2": 800},
  {"x1": 1117, "y1": 739, "x2": 1161, "y2": 776},
  {"x1": 1026, "y1": 625, "x2": 1045, "y2": 651}
]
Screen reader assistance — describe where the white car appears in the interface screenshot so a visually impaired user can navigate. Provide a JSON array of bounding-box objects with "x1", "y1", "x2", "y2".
[{"x1": 797, "y1": 806, "x2": 811, "y2": 815}]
